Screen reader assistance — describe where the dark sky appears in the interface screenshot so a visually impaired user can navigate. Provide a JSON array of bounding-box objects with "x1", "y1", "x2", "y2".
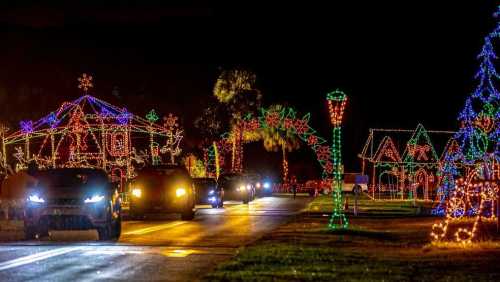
[{"x1": 0, "y1": 1, "x2": 497, "y2": 178}]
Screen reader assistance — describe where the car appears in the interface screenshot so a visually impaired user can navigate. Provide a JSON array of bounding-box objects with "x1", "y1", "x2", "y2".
[
  {"x1": 247, "y1": 174, "x2": 273, "y2": 197},
  {"x1": 193, "y1": 177, "x2": 223, "y2": 208},
  {"x1": 218, "y1": 173, "x2": 254, "y2": 204},
  {"x1": 342, "y1": 173, "x2": 369, "y2": 194},
  {"x1": 129, "y1": 165, "x2": 196, "y2": 220},
  {"x1": 23, "y1": 168, "x2": 122, "y2": 241}
]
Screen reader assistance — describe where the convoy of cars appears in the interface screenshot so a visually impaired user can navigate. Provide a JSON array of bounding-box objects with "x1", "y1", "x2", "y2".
[{"x1": 3, "y1": 161, "x2": 368, "y2": 242}]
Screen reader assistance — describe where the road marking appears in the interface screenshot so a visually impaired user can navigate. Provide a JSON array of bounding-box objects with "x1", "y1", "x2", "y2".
[
  {"x1": 0, "y1": 247, "x2": 82, "y2": 271},
  {"x1": 123, "y1": 221, "x2": 186, "y2": 235}
]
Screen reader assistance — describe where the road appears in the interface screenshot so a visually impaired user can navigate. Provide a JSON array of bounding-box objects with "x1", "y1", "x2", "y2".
[{"x1": 0, "y1": 196, "x2": 310, "y2": 281}]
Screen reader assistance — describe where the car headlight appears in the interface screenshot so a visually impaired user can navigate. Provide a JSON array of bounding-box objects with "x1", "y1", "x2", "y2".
[
  {"x1": 208, "y1": 190, "x2": 215, "y2": 195},
  {"x1": 132, "y1": 188, "x2": 142, "y2": 198},
  {"x1": 84, "y1": 195, "x2": 105, "y2": 203},
  {"x1": 28, "y1": 194, "x2": 45, "y2": 203},
  {"x1": 256, "y1": 182, "x2": 261, "y2": 188},
  {"x1": 176, "y1": 188, "x2": 187, "y2": 197},
  {"x1": 246, "y1": 184, "x2": 252, "y2": 191},
  {"x1": 263, "y1": 182, "x2": 271, "y2": 189},
  {"x1": 239, "y1": 185, "x2": 245, "y2": 192}
]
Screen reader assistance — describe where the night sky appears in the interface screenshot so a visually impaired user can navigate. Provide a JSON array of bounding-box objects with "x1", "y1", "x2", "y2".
[{"x1": 0, "y1": 1, "x2": 497, "y2": 179}]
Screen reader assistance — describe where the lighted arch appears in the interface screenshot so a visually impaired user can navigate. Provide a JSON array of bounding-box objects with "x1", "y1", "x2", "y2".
[{"x1": 204, "y1": 106, "x2": 335, "y2": 180}]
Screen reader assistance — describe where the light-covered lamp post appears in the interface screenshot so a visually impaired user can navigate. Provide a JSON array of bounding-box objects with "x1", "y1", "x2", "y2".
[{"x1": 326, "y1": 90, "x2": 348, "y2": 230}]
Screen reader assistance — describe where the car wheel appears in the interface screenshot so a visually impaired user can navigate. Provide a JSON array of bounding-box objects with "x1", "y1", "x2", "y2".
[
  {"x1": 129, "y1": 209, "x2": 144, "y2": 220},
  {"x1": 353, "y1": 185, "x2": 361, "y2": 195},
  {"x1": 24, "y1": 225, "x2": 37, "y2": 240},
  {"x1": 211, "y1": 203, "x2": 218, "y2": 208},
  {"x1": 217, "y1": 198, "x2": 224, "y2": 208},
  {"x1": 110, "y1": 213, "x2": 122, "y2": 240},
  {"x1": 97, "y1": 224, "x2": 112, "y2": 241},
  {"x1": 98, "y1": 207, "x2": 115, "y2": 241},
  {"x1": 243, "y1": 198, "x2": 249, "y2": 204},
  {"x1": 181, "y1": 209, "x2": 195, "y2": 220}
]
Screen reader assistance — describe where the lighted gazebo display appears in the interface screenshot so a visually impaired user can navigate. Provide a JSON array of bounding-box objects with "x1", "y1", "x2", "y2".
[{"x1": 0, "y1": 74, "x2": 183, "y2": 190}]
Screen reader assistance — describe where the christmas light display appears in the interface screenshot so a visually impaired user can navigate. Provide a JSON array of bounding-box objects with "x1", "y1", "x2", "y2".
[
  {"x1": 161, "y1": 113, "x2": 183, "y2": 164},
  {"x1": 326, "y1": 90, "x2": 348, "y2": 230},
  {"x1": 184, "y1": 154, "x2": 207, "y2": 178},
  {"x1": 358, "y1": 126, "x2": 455, "y2": 201},
  {"x1": 3, "y1": 75, "x2": 183, "y2": 190},
  {"x1": 430, "y1": 6, "x2": 500, "y2": 244},
  {"x1": 204, "y1": 105, "x2": 333, "y2": 181}
]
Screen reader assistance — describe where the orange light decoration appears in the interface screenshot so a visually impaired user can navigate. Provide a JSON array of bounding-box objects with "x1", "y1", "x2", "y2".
[
  {"x1": 327, "y1": 90, "x2": 347, "y2": 127},
  {"x1": 431, "y1": 163, "x2": 499, "y2": 245},
  {"x1": 77, "y1": 73, "x2": 94, "y2": 92}
]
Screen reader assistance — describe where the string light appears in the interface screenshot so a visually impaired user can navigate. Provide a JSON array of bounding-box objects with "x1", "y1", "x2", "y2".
[
  {"x1": 204, "y1": 106, "x2": 334, "y2": 181},
  {"x1": 431, "y1": 6, "x2": 500, "y2": 244},
  {"x1": 3, "y1": 74, "x2": 181, "y2": 189},
  {"x1": 326, "y1": 90, "x2": 348, "y2": 230},
  {"x1": 77, "y1": 73, "x2": 94, "y2": 92},
  {"x1": 359, "y1": 124, "x2": 455, "y2": 201}
]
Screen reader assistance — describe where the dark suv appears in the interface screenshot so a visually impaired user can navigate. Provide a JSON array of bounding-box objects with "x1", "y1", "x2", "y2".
[
  {"x1": 129, "y1": 165, "x2": 196, "y2": 220},
  {"x1": 24, "y1": 168, "x2": 122, "y2": 241}
]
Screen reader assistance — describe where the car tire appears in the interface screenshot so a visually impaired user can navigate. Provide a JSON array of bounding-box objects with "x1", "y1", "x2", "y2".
[
  {"x1": 211, "y1": 203, "x2": 218, "y2": 208},
  {"x1": 353, "y1": 185, "x2": 361, "y2": 195},
  {"x1": 111, "y1": 214, "x2": 122, "y2": 240},
  {"x1": 181, "y1": 209, "x2": 195, "y2": 220},
  {"x1": 24, "y1": 225, "x2": 37, "y2": 240},
  {"x1": 97, "y1": 224, "x2": 112, "y2": 241},
  {"x1": 98, "y1": 206, "x2": 116, "y2": 241},
  {"x1": 243, "y1": 197, "x2": 249, "y2": 204},
  {"x1": 129, "y1": 209, "x2": 144, "y2": 220},
  {"x1": 217, "y1": 199, "x2": 224, "y2": 208}
]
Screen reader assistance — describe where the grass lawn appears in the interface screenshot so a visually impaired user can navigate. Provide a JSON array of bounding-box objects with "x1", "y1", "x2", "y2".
[
  {"x1": 206, "y1": 197, "x2": 500, "y2": 281},
  {"x1": 305, "y1": 194, "x2": 434, "y2": 216}
]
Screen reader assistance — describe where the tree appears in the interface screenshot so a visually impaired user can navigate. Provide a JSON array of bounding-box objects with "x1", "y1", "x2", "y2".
[
  {"x1": 212, "y1": 68, "x2": 262, "y2": 172},
  {"x1": 259, "y1": 105, "x2": 300, "y2": 182},
  {"x1": 194, "y1": 101, "x2": 230, "y2": 146}
]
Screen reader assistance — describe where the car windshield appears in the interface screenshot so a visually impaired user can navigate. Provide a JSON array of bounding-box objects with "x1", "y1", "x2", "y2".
[
  {"x1": 194, "y1": 179, "x2": 216, "y2": 185},
  {"x1": 34, "y1": 169, "x2": 108, "y2": 190}
]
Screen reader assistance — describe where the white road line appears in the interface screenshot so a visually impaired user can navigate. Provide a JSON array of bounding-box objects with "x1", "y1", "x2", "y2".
[
  {"x1": 0, "y1": 247, "x2": 82, "y2": 271},
  {"x1": 123, "y1": 221, "x2": 186, "y2": 235}
]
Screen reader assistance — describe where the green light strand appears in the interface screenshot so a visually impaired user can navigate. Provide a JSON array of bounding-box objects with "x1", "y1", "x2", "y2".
[{"x1": 329, "y1": 126, "x2": 348, "y2": 229}]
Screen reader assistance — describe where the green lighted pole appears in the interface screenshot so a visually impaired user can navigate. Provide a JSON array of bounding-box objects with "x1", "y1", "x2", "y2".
[{"x1": 327, "y1": 90, "x2": 348, "y2": 229}]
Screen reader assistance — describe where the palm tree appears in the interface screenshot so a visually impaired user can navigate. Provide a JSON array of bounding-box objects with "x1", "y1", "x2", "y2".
[
  {"x1": 212, "y1": 68, "x2": 262, "y2": 172},
  {"x1": 260, "y1": 105, "x2": 300, "y2": 182}
]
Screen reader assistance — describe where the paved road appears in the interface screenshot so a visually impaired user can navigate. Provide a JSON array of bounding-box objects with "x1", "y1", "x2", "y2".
[{"x1": 0, "y1": 196, "x2": 310, "y2": 281}]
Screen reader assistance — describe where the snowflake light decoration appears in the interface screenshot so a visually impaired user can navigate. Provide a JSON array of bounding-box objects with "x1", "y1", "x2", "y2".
[{"x1": 77, "y1": 73, "x2": 94, "y2": 92}]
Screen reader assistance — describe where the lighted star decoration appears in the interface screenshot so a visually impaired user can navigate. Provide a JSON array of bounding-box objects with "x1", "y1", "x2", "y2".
[
  {"x1": 146, "y1": 109, "x2": 159, "y2": 123},
  {"x1": 163, "y1": 113, "x2": 179, "y2": 131},
  {"x1": 78, "y1": 73, "x2": 94, "y2": 92}
]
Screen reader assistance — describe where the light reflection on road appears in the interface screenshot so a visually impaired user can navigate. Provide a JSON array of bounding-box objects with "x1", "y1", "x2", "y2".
[{"x1": 0, "y1": 196, "x2": 311, "y2": 281}]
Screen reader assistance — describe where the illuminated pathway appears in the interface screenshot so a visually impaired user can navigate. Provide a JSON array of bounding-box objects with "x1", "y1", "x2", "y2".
[{"x1": 0, "y1": 196, "x2": 310, "y2": 281}]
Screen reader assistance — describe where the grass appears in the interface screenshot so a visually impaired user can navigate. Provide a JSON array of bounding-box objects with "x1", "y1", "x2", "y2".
[
  {"x1": 305, "y1": 194, "x2": 434, "y2": 216},
  {"x1": 206, "y1": 242, "x2": 500, "y2": 282},
  {"x1": 206, "y1": 198, "x2": 500, "y2": 282}
]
